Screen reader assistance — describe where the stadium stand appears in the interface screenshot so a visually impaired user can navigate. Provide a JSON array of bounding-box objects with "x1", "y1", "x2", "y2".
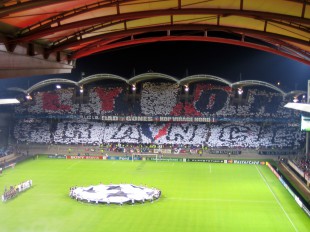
[
  {"x1": 13, "y1": 120, "x2": 304, "y2": 149},
  {"x1": 15, "y1": 89, "x2": 79, "y2": 115},
  {"x1": 140, "y1": 82, "x2": 179, "y2": 116},
  {"x1": 293, "y1": 156, "x2": 310, "y2": 179},
  {"x1": 14, "y1": 83, "x2": 299, "y2": 119},
  {"x1": 12, "y1": 82, "x2": 304, "y2": 151},
  {"x1": 79, "y1": 87, "x2": 125, "y2": 115},
  {"x1": 0, "y1": 147, "x2": 8, "y2": 157}
]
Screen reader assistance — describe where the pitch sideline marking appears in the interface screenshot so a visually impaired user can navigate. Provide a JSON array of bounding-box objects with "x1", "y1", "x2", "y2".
[
  {"x1": 67, "y1": 160, "x2": 81, "y2": 169},
  {"x1": 255, "y1": 165, "x2": 298, "y2": 232},
  {"x1": 167, "y1": 197, "x2": 274, "y2": 204}
]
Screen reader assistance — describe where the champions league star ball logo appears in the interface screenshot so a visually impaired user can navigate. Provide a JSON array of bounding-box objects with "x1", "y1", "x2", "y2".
[{"x1": 70, "y1": 184, "x2": 161, "y2": 205}]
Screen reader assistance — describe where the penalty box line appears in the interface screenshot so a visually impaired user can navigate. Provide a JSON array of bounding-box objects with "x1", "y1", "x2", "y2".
[{"x1": 255, "y1": 165, "x2": 298, "y2": 232}]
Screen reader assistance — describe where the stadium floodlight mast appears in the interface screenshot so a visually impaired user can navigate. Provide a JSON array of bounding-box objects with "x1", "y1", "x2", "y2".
[
  {"x1": 307, "y1": 81, "x2": 310, "y2": 159},
  {"x1": 284, "y1": 80, "x2": 310, "y2": 159}
]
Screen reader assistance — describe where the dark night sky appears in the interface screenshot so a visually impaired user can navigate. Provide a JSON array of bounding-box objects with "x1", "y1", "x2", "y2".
[
  {"x1": 73, "y1": 42, "x2": 310, "y2": 90},
  {"x1": 0, "y1": 41, "x2": 309, "y2": 97}
]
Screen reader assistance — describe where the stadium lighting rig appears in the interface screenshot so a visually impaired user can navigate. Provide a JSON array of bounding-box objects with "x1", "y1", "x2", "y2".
[
  {"x1": 184, "y1": 85, "x2": 189, "y2": 92},
  {"x1": 284, "y1": 102, "x2": 310, "y2": 113},
  {"x1": 0, "y1": 98, "x2": 20, "y2": 105},
  {"x1": 25, "y1": 94, "x2": 32, "y2": 100}
]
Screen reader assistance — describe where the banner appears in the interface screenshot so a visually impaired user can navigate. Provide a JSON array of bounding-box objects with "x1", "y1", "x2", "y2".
[
  {"x1": 267, "y1": 162, "x2": 310, "y2": 218},
  {"x1": 187, "y1": 158, "x2": 224, "y2": 163},
  {"x1": 107, "y1": 156, "x2": 142, "y2": 161},
  {"x1": 48, "y1": 154, "x2": 66, "y2": 159},
  {"x1": 100, "y1": 115, "x2": 215, "y2": 123},
  {"x1": 15, "y1": 114, "x2": 215, "y2": 123},
  {"x1": 227, "y1": 160, "x2": 262, "y2": 165},
  {"x1": 67, "y1": 155, "x2": 105, "y2": 160},
  {"x1": 302, "y1": 205, "x2": 310, "y2": 217},
  {"x1": 147, "y1": 157, "x2": 183, "y2": 162},
  {"x1": 15, "y1": 180, "x2": 32, "y2": 193},
  {"x1": 209, "y1": 150, "x2": 241, "y2": 155},
  {"x1": 266, "y1": 162, "x2": 281, "y2": 179},
  {"x1": 15, "y1": 113, "x2": 296, "y2": 123},
  {"x1": 153, "y1": 149, "x2": 172, "y2": 154},
  {"x1": 4, "y1": 163, "x2": 16, "y2": 170}
]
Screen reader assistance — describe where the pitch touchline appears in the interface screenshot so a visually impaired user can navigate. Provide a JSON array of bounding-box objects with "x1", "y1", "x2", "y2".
[
  {"x1": 66, "y1": 160, "x2": 81, "y2": 169},
  {"x1": 255, "y1": 165, "x2": 298, "y2": 232},
  {"x1": 167, "y1": 197, "x2": 275, "y2": 204}
]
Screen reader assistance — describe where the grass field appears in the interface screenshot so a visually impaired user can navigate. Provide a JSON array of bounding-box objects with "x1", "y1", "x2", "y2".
[{"x1": 0, "y1": 156, "x2": 309, "y2": 232}]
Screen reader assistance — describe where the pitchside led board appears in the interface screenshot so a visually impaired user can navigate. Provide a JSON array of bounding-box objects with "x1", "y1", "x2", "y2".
[
  {"x1": 308, "y1": 80, "x2": 310, "y2": 103},
  {"x1": 303, "y1": 80, "x2": 310, "y2": 131},
  {"x1": 301, "y1": 116, "x2": 310, "y2": 132},
  {"x1": 301, "y1": 80, "x2": 310, "y2": 131}
]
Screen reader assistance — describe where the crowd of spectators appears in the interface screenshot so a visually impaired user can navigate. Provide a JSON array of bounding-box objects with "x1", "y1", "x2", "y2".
[
  {"x1": 11, "y1": 82, "x2": 304, "y2": 151},
  {"x1": 13, "y1": 83, "x2": 299, "y2": 120},
  {"x1": 0, "y1": 148, "x2": 9, "y2": 157},
  {"x1": 292, "y1": 156, "x2": 310, "y2": 180},
  {"x1": 13, "y1": 120, "x2": 304, "y2": 149},
  {"x1": 14, "y1": 119, "x2": 52, "y2": 144},
  {"x1": 15, "y1": 88, "x2": 79, "y2": 115},
  {"x1": 0, "y1": 146, "x2": 15, "y2": 158},
  {"x1": 80, "y1": 87, "x2": 125, "y2": 115},
  {"x1": 140, "y1": 82, "x2": 179, "y2": 116}
]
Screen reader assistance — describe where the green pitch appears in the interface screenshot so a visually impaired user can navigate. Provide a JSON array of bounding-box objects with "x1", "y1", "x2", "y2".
[{"x1": 0, "y1": 156, "x2": 309, "y2": 232}]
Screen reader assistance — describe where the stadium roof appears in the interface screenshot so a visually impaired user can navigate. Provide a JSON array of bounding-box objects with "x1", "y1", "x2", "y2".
[
  {"x1": 0, "y1": 0, "x2": 309, "y2": 79},
  {"x1": 6, "y1": 72, "x2": 300, "y2": 98}
]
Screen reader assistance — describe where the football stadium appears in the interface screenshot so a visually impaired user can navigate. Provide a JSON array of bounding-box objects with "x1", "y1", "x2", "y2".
[
  {"x1": 0, "y1": 1, "x2": 310, "y2": 232},
  {"x1": 1, "y1": 76, "x2": 310, "y2": 231}
]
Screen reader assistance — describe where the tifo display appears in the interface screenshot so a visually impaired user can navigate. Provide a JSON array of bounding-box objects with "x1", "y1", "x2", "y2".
[
  {"x1": 69, "y1": 184, "x2": 161, "y2": 205},
  {"x1": 13, "y1": 83, "x2": 304, "y2": 149}
]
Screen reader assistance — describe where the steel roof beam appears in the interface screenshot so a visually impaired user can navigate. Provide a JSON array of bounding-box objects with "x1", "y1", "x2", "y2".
[
  {"x1": 0, "y1": 0, "x2": 71, "y2": 18},
  {"x1": 69, "y1": 35, "x2": 310, "y2": 66},
  {"x1": 17, "y1": 0, "x2": 136, "y2": 35},
  {"x1": 15, "y1": 8, "x2": 310, "y2": 42},
  {"x1": 48, "y1": 24, "x2": 310, "y2": 52}
]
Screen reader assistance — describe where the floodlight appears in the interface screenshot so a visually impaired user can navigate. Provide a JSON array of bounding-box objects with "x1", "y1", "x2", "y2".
[
  {"x1": 184, "y1": 85, "x2": 189, "y2": 92},
  {"x1": 284, "y1": 102, "x2": 310, "y2": 113},
  {"x1": 0, "y1": 98, "x2": 20, "y2": 105},
  {"x1": 26, "y1": 94, "x2": 32, "y2": 100}
]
